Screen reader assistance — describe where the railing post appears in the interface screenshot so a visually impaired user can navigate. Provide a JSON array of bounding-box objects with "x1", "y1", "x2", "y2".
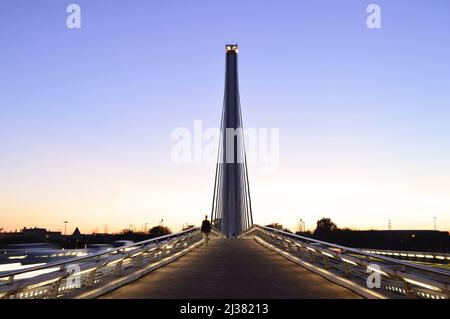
[
  {"x1": 296, "y1": 245, "x2": 302, "y2": 257},
  {"x1": 403, "y1": 280, "x2": 416, "y2": 298},
  {"x1": 155, "y1": 245, "x2": 163, "y2": 260},
  {"x1": 399, "y1": 266, "x2": 416, "y2": 298},
  {"x1": 323, "y1": 255, "x2": 331, "y2": 269},
  {"x1": 86, "y1": 268, "x2": 98, "y2": 287},
  {"x1": 343, "y1": 261, "x2": 352, "y2": 276},
  {"x1": 308, "y1": 249, "x2": 315, "y2": 262},
  {"x1": 48, "y1": 278, "x2": 63, "y2": 299},
  {"x1": 276, "y1": 237, "x2": 283, "y2": 248},
  {"x1": 114, "y1": 260, "x2": 123, "y2": 276},
  {"x1": 133, "y1": 254, "x2": 144, "y2": 268}
]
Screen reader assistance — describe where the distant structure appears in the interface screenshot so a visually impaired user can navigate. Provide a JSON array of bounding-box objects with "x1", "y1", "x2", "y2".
[
  {"x1": 0, "y1": 227, "x2": 62, "y2": 242},
  {"x1": 63, "y1": 221, "x2": 69, "y2": 236},
  {"x1": 211, "y1": 45, "x2": 253, "y2": 237},
  {"x1": 72, "y1": 227, "x2": 82, "y2": 237}
]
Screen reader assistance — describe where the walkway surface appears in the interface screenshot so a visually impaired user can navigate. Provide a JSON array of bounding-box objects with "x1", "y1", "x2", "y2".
[{"x1": 101, "y1": 238, "x2": 361, "y2": 299}]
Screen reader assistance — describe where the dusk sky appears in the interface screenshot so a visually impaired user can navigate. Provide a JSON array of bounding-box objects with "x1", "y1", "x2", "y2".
[{"x1": 1, "y1": 1, "x2": 449, "y2": 234}]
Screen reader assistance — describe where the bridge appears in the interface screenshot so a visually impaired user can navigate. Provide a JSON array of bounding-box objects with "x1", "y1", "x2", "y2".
[
  {"x1": 0, "y1": 45, "x2": 449, "y2": 299},
  {"x1": 0, "y1": 226, "x2": 449, "y2": 299}
]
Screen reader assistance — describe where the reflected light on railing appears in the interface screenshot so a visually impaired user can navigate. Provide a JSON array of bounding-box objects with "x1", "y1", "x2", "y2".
[
  {"x1": 403, "y1": 278, "x2": 441, "y2": 292},
  {"x1": 341, "y1": 258, "x2": 357, "y2": 266},
  {"x1": 321, "y1": 252, "x2": 334, "y2": 258}
]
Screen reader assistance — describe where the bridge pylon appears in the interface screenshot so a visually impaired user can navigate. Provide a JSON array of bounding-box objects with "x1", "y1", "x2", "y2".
[{"x1": 211, "y1": 45, "x2": 253, "y2": 237}]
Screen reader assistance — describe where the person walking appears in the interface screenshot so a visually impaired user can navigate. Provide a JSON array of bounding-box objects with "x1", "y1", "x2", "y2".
[{"x1": 201, "y1": 215, "x2": 212, "y2": 246}]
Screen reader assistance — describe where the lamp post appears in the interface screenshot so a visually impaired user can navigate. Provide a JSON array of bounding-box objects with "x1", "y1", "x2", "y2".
[
  {"x1": 63, "y1": 221, "x2": 68, "y2": 236},
  {"x1": 298, "y1": 218, "x2": 306, "y2": 232}
]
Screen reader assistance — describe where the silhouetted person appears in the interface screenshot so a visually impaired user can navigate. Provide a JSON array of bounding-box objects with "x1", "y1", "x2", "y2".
[{"x1": 201, "y1": 215, "x2": 212, "y2": 246}]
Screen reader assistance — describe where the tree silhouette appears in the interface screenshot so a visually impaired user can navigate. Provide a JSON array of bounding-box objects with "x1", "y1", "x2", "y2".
[
  {"x1": 148, "y1": 226, "x2": 172, "y2": 238},
  {"x1": 314, "y1": 218, "x2": 338, "y2": 235}
]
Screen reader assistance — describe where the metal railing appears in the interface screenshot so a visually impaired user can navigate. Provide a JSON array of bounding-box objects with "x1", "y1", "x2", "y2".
[
  {"x1": 242, "y1": 225, "x2": 450, "y2": 299},
  {"x1": 0, "y1": 228, "x2": 203, "y2": 299},
  {"x1": 360, "y1": 249, "x2": 450, "y2": 264}
]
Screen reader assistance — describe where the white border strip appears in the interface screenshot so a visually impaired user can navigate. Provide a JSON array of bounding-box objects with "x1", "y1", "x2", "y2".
[{"x1": 254, "y1": 236, "x2": 386, "y2": 299}]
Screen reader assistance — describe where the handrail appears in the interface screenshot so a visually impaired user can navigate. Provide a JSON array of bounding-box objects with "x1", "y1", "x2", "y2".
[
  {"x1": 253, "y1": 225, "x2": 450, "y2": 278},
  {"x1": 0, "y1": 227, "x2": 199, "y2": 279},
  {"x1": 361, "y1": 248, "x2": 450, "y2": 259}
]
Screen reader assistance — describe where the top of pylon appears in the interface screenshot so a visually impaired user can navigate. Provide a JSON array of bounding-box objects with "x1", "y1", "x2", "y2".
[{"x1": 226, "y1": 44, "x2": 238, "y2": 53}]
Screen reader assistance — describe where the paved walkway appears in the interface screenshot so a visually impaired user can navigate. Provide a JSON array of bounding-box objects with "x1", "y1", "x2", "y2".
[{"x1": 101, "y1": 238, "x2": 361, "y2": 299}]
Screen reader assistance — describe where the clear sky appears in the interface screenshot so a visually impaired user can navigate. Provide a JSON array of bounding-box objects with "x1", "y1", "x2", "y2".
[{"x1": 1, "y1": 1, "x2": 449, "y2": 234}]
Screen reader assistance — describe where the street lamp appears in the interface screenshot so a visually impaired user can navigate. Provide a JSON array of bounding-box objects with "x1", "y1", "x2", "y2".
[
  {"x1": 63, "y1": 221, "x2": 69, "y2": 236},
  {"x1": 299, "y1": 218, "x2": 306, "y2": 232}
]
